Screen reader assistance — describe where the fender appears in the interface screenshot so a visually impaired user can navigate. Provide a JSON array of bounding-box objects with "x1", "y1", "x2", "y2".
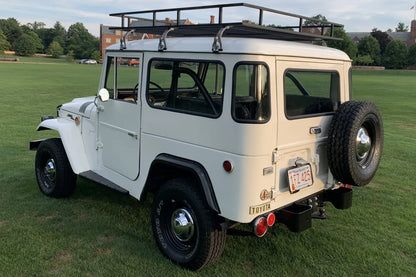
[
  {"x1": 34, "y1": 118, "x2": 91, "y2": 174},
  {"x1": 145, "y1": 154, "x2": 220, "y2": 214}
]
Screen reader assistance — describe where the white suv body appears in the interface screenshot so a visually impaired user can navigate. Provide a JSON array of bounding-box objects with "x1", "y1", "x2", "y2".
[
  {"x1": 31, "y1": 3, "x2": 383, "y2": 271},
  {"x1": 39, "y1": 37, "x2": 350, "y2": 222}
]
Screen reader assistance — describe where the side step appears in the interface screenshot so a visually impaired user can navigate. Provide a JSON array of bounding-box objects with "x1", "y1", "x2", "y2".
[{"x1": 80, "y1": 171, "x2": 129, "y2": 194}]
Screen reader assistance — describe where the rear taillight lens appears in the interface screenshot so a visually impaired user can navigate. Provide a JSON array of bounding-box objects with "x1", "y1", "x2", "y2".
[
  {"x1": 267, "y1": 213, "x2": 276, "y2": 227},
  {"x1": 253, "y1": 217, "x2": 268, "y2": 237}
]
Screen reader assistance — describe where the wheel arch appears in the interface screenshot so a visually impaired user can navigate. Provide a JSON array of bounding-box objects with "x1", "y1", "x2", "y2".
[
  {"x1": 142, "y1": 154, "x2": 220, "y2": 214},
  {"x1": 33, "y1": 119, "x2": 91, "y2": 174}
]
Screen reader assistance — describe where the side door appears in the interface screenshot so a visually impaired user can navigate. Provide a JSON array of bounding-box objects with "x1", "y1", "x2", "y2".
[
  {"x1": 275, "y1": 60, "x2": 344, "y2": 196},
  {"x1": 98, "y1": 54, "x2": 143, "y2": 180}
]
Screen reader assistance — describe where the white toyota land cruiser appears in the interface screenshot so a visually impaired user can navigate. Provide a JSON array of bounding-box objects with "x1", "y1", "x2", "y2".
[{"x1": 30, "y1": 3, "x2": 383, "y2": 271}]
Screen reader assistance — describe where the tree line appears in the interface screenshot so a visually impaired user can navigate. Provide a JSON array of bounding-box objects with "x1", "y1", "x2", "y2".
[
  {"x1": 326, "y1": 27, "x2": 416, "y2": 69},
  {"x1": 315, "y1": 18, "x2": 415, "y2": 69},
  {"x1": 0, "y1": 18, "x2": 100, "y2": 61}
]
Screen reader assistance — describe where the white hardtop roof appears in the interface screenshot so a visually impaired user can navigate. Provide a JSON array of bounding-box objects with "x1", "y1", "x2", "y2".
[{"x1": 107, "y1": 37, "x2": 350, "y2": 61}]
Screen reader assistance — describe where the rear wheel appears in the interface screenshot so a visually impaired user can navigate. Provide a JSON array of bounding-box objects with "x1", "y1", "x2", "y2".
[
  {"x1": 327, "y1": 101, "x2": 383, "y2": 186},
  {"x1": 151, "y1": 179, "x2": 226, "y2": 271},
  {"x1": 35, "y1": 138, "x2": 76, "y2": 197}
]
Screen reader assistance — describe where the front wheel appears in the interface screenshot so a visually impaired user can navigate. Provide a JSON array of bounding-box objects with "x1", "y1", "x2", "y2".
[
  {"x1": 35, "y1": 138, "x2": 76, "y2": 197},
  {"x1": 151, "y1": 179, "x2": 226, "y2": 271}
]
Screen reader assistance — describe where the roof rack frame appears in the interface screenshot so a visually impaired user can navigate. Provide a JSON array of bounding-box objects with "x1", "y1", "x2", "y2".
[{"x1": 108, "y1": 2, "x2": 343, "y2": 49}]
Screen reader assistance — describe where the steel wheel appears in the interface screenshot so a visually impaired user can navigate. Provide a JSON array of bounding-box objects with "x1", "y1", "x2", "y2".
[
  {"x1": 151, "y1": 179, "x2": 226, "y2": 271},
  {"x1": 35, "y1": 138, "x2": 76, "y2": 197}
]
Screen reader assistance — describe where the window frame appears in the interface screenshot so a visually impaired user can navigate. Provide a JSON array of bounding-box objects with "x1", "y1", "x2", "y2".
[
  {"x1": 146, "y1": 58, "x2": 226, "y2": 119},
  {"x1": 231, "y1": 61, "x2": 271, "y2": 124},
  {"x1": 104, "y1": 56, "x2": 141, "y2": 104},
  {"x1": 283, "y1": 68, "x2": 341, "y2": 120}
]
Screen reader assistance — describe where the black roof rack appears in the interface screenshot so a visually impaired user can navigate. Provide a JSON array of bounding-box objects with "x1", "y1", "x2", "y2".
[{"x1": 109, "y1": 3, "x2": 343, "y2": 52}]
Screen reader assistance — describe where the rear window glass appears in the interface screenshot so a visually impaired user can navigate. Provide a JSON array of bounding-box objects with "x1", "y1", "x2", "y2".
[
  {"x1": 284, "y1": 70, "x2": 340, "y2": 118},
  {"x1": 232, "y1": 63, "x2": 270, "y2": 123}
]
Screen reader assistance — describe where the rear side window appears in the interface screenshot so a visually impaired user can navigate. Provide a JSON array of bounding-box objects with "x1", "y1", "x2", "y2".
[
  {"x1": 284, "y1": 70, "x2": 340, "y2": 118},
  {"x1": 232, "y1": 63, "x2": 270, "y2": 123},
  {"x1": 147, "y1": 59, "x2": 224, "y2": 117}
]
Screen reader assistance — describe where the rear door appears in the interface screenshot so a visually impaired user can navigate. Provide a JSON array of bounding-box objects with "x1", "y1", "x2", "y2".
[
  {"x1": 98, "y1": 54, "x2": 143, "y2": 180},
  {"x1": 275, "y1": 59, "x2": 344, "y2": 197}
]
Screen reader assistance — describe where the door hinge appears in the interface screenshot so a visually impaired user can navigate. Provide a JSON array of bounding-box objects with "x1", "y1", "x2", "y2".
[
  {"x1": 128, "y1": 132, "x2": 138, "y2": 139},
  {"x1": 96, "y1": 141, "x2": 103, "y2": 150},
  {"x1": 312, "y1": 154, "x2": 320, "y2": 175},
  {"x1": 272, "y1": 148, "x2": 279, "y2": 164}
]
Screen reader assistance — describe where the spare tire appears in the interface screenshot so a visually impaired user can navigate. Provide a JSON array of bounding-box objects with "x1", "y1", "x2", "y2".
[{"x1": 327, "y1": 101, "x2": 383, "y2": 186}]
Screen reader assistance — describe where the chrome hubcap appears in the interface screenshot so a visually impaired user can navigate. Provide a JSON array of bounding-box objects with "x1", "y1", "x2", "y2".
[
  {"x1": 356, "y1": 127, "x2": 371, "y2": 163},
  {"x1": 171, "y1": 208, "x2": 195, "y2": 242},
  {"x1": 44, "y1": 158, "x2": 56, "y2": 183}
]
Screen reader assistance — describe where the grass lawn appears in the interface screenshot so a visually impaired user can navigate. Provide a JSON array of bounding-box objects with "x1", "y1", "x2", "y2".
[{"x1": 0, "y1": 58, "x2": 415, "y2": 276}]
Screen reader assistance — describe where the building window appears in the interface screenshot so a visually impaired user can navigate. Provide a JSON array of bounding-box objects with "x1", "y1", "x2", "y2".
[
  {"x1": 106, "y1": 38, "x2": 112, "y2": 43},
  {"x1": 115, "y1": 30, "x2": 121, "y2": 36}
]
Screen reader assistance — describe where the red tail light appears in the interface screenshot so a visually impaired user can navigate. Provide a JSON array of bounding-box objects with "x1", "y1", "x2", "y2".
[
  {"x1": 267, "y1": 213, "x2": 276, "y2": 227},
  {"x1": 253, "y1": 217, "x2": 268, "y2": 237},
  {"x1": 223, "y1": 160, "x2": 233, "y2": 172}
]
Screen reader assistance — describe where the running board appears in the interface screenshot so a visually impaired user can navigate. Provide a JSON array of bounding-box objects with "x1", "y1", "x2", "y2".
[{"x1": 80, "y1": 171, "x2": 129, "y2": 194}]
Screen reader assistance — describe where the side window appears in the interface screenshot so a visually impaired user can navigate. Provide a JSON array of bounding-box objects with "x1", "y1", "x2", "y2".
[
  {"x1": 232, "y1": 63, "x2": 270, "y2": 123},
  {"x1": 284, "y1": 70, "x2": 340, "y2": 118},
  {"x1": 104, "y1": 57, "x2": 140, "y2": 103},
  {"x1": 147, "y1": 59, "x2": 224, "y2": 117}
]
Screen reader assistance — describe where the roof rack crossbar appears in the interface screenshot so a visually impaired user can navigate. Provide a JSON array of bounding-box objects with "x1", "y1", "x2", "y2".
[{"x1": 109, "y1": 3, "x2": 343, "y2": 43}]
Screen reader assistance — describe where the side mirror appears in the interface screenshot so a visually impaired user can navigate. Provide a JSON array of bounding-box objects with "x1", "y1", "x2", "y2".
[{"x1": 98, "y1": 88, "x2": 110, "y2": 102}]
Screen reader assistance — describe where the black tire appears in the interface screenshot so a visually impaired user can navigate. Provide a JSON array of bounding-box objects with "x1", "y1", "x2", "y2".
[
  {"x1": 151, "y1": 179, "x2": 226, "y2": 271},
  {"x1": 35, "y1": 138, "x2": 76, "y2": 197},
  {"x1": 327, "y1": 101, "x2": 383, "y2": 186}
]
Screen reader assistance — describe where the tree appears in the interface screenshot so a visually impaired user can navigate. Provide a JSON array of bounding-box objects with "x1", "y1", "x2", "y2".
[
  {"x1": 14, "y1": 34, "x2": 40, "y2": 55},
  {"x1": 326, "y1": 27, "x2": 358, "y2": 60},
  {"x1": 52, "y1": 22, "x2": 66, "y2": 51},
  {"x1": 91, "y1": 50, "x2": 101, "y2": 62},
  {"x1": 31, "y1": 21, "x2": 67, "y2": 54},
  {"x1": 408, "y1": 44, "x2": 416, "y2": 66},
  {"x1": 0, "y1": 18, "x2": 23, "y2": 50},
  {"x1": 371, "y1": 29, "x2": 391, "y2": 55},
  {"x1": 66, "y1": 50, "x2": 74, "y2": 62},
  {"x1": 0, "y1": 30, "x2": 11, "y2": 52},
  {"x1": 355, "y1": 55, "x2": 374, "y2": 66},
  {"x1": 383, "y1": 40, "x2": 407, "y2": 69},
  {"x1": 34, "y1": 28, "x2": 55, "y2": 53},
  {"x1": 21, "y1": 26, "x2": 43, "y2": 53},
  {"x1": 304, "y1": 14, "x2": 328, "y2": 26},
  {"x1": 46, "y1": 41, "x2": 63, "y2": 58},
  {"x1": 66, "y1": 22, "x2": 99, "y2": 59},
  {"x1": 395, "y1": 22, "x2": 409, "y2": 32},
  {"x1": 26, "y1": 21, "x2": 46, "y2": 31},
  {"x1": 358, "y1": 35, "x2": 381, "y2": 65}
]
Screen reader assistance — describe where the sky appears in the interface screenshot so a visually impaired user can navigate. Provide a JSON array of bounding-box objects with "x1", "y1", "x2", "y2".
[{"x1": 1, "y1": 0, "x2": 416, "y2": 37}]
